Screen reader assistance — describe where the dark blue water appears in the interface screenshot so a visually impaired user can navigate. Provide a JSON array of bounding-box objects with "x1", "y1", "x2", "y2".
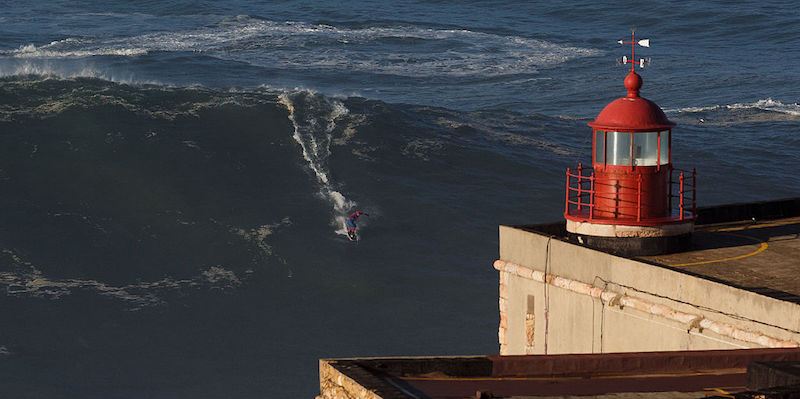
[{"x1": 1, "y1": 1, "x2": 798, "y2": 397}]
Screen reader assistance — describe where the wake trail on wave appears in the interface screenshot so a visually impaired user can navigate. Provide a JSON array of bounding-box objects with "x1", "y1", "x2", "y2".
[{"x1": 278, "y1": 90, "x2": 356, "y2": 237}]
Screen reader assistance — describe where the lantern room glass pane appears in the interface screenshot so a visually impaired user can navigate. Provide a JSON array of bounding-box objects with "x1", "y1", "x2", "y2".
[
  {"x1": 660, "y1": 130, "x2": 670, "y2": 165},
  {"x1": 632, "y1": 131, "x2": 658, "y2": 166},
  {"x1": 605, "y1": 131, "x2": 631, "y2": 166},
  {"x1": 594, "y1": 130, "x2": 604, "y2": 163}
]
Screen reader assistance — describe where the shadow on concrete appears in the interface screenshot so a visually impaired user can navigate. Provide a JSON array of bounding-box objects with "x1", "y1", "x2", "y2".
[
  {"x1": 696, "y1": 198, "x2": 800, "y2": 225},
  {"x1": 739, "y1": 286, "x2": 800, "y2": 305},
  {"x1": 689, "y1": 222, "x2": 800, "y2": 252}
]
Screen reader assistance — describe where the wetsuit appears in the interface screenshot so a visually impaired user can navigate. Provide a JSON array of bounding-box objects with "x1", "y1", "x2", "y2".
[
  {"x1": 346, "y1": 212, "x2": 360, "y2": 232},
  {"x1": 347, "y1": 211, "x2": 366, "y2": 233}
]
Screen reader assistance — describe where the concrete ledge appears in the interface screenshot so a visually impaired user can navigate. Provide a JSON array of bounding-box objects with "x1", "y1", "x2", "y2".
[
  {"x1": 566, "y1": 220, "x2": 694, "y2": 238},
  {"x1": 495, "y1": 259, "x2": 800, "y2": 350}
]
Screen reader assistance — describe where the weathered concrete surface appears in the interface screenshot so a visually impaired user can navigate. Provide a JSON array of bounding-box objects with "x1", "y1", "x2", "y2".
[
  {"x1": 497, "y1": 219, "x2": 800, "y2": 355},
  {"x1": 640, "y1": 217, "x2": 800, "y2": 298}
]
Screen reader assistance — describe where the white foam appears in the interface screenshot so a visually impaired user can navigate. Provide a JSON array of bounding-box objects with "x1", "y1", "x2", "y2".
[
  {"x1": 1, "y1": 17, "x2": 600, "y2": 77},
  {"x1": 0, "y1": 77, "x2": 275, "y2": 122},
  {"x1": 0, "y1": 249, "x2": 242, "y2": 311},
  {"x1": 200, "y1": 266, "x2": 241, "y2": 288},
  {"x1": 0, "y1": 61, "x2": 103, "y2": 79},
  {"x1": 278, "y1": 90, "x2": 357, "y2": 236},
  {"x1": 666, "y1": 105, "x2": 722, "y2": 113},
  {"x1": 0, "y1": 60, "x2": 162, "y2": 85},
  {"x1": 667, "y1": 98, "x2": 800, "y2": 116},
  {"x1": 7, "y1": 42, "x2": 148, "y2": 58},
  {"x1": 230, "y1": 217, "x2": 292, "y2": 255},
  {"x1": 730, "y1": 98, "x2": 800, "y2": 116}
]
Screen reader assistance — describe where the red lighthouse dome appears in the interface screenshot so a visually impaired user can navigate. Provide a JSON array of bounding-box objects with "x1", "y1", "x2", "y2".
[
  {"x1": 589, "y1": 71, "x2": 675, "y2": 132},
  {"x1": 563, "y1": 33, "x2": 696, "y2": 256}
]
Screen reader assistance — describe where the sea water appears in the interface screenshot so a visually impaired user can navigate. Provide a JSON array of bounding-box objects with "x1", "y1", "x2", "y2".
[{"x1": 0, "y1": 1, "x2": 798, "y2": 397}]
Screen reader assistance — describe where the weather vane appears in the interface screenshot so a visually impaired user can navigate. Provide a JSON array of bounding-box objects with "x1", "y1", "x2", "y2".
[{"x1": 617, "y1": 28, "x2": 651, "y2": 71}]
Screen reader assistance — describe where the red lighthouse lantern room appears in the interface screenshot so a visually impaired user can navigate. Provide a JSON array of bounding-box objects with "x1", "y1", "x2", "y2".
[{"x1": 564, "y1": 32, "x2": 696, "y2": 255}]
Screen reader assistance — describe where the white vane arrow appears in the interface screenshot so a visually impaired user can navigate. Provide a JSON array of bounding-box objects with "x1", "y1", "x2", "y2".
[{"x1": 618, "y1": 39, "x2": 650, "y2": 47}]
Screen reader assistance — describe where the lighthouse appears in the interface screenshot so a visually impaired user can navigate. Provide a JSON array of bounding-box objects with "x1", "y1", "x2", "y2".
[{"x1": 564, "y1": 32, "x2": 696, "y2": 255}]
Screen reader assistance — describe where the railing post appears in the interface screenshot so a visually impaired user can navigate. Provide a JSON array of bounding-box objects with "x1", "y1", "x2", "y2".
[
  {"x1": 590, "y1": 172, "x2": 595, "y2": 220},
  {"x1": 679, "y1": 172, "x2": 685, "y2": 221},
  {"x1": 565, "y1": 168, "x2": 571, "y2": 215},
  {"x1": 577, "y1": 163, "x2": 583, "y2": 211},
  {"x1": 668, "y1": 169, "x2": 673, "y2": 214},
  {"x1": 637, "y1": 175, "x2": 642, "y2": 222}
]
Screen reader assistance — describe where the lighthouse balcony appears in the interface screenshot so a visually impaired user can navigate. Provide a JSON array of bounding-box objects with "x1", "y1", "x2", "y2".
[{"x1": 564, "y1": 164, "x2": 696, "y2": 227}]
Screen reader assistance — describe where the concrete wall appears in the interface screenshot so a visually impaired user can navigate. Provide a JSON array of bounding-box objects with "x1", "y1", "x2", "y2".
[{"x1": 497, "y1": 225, "x2": 800, "y2": 355}]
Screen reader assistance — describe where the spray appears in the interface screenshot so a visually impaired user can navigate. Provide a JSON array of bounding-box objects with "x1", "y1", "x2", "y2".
[{"x1": 278, "y1": 90, "x2": 356, "y2": 236}]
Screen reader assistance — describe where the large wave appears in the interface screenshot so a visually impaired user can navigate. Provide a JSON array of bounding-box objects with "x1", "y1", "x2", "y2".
[{"x1": 0, "y1": 77, "x2": 310, "y2": 309}]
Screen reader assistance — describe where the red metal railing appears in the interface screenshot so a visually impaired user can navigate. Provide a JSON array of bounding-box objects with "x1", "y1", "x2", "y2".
[
  {"x1": 670, "y1": 168, "x2": 696, "y2": 221},
  {"x1": 565, "y1": 164, "x2": 696, "y2": 224},
  {"x1": 565, "y1": 163, "x2": 596, "y2": 219}
]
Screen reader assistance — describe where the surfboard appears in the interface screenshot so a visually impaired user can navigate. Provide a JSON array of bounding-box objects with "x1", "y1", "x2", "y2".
[{"x1": 347, "y1": 230, "x2": 358, "y2": 241}]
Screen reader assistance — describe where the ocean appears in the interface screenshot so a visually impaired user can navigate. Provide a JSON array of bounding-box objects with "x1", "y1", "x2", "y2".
[{"x1": 0, "y1": 1, "x2": 798, "y2": 397}]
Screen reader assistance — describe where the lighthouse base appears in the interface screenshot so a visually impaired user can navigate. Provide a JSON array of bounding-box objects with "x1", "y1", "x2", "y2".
[{"x1": 566, "y1": 220, "x2": 694, "y2": 256}]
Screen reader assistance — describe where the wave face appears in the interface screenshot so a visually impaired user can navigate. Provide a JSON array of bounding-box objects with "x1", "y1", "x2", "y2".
[
  {"x1": 0, "y1": 76, "x2": 798, "y2": 398},
  {"x1": 0, "y1": 77, "x2": 583, "y2": 397},
  {"x1": 0, "y1": 1, "x2": 799, "y2": 398}
]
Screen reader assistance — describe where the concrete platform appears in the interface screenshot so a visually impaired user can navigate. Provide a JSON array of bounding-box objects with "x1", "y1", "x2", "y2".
[{"x1": 639, "y1": 216, "x2": 800, "y2": 302}]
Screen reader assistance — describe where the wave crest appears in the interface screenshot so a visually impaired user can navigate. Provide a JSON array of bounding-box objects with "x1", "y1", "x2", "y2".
[
  {"x1": 667, "y1": 98, "x2": 800, "y2": 124},
  {"x1": 669, "y1": 98, "x2": 800, "y2": 116},
  {"x1": 5, "y1": 41, "x2": 148, "y2": 58}
]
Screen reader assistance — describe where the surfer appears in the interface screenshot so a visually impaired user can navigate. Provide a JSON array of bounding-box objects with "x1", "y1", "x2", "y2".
[{"x1": 346, "y1": 210, "x2": 368, "y2": 240}]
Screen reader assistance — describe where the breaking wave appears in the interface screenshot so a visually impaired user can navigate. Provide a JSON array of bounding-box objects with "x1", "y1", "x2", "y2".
[
  {"x1": 8, "y1": 41, "x2": 148, "y2": 58},
  {"x1": 668, "y1": 98, "x2": 800, "y2": 116},
  {"x1": 0, "y1": 77, "x2": 273, "y2": 121},
  {"x1": 666, "y1": 98, "x2": 800, "y2": 124},
  {"x1": 0, "y1": 60, "x2": 163, "y2": 85}
]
